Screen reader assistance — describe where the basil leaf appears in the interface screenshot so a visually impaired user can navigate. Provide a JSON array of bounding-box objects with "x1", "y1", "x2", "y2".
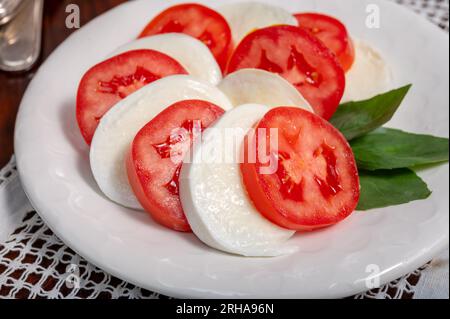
[
  {"x1": 357, "y1": 169, "x2": 431, "y2": 211},
  {"x1": 351, "y1": 128, "x2": 449, "y2": 170},
  {"x1": 330, "y1": 85, "x2": 412, "y2": 140}
]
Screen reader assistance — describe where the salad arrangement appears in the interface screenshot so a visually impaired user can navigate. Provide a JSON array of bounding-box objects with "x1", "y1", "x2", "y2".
[{"x1": 75, "y1": 2, "x2": 449, "y2": 257}]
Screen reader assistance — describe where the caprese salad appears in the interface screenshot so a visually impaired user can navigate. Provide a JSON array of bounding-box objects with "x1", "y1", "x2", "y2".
[{"x1": 75, "y1": 2, "x2": 449, "y2": 257}]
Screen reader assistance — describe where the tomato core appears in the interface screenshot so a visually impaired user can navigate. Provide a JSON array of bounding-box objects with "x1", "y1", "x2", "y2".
[
  {"x1": 152, "y1": 120, "x2": 205, "y2": 196},
  {"x1": 257, "y1": 46, "x2": 323, "y2": 88},
  {"x1": 97, "y1": 66, "x2": 160, "y2": 99},
  {"x1": 313, "y1": 144, "x2": 343, "y2": 198},
  {"x1": 159, "y1": 19, "x2": 184, "y2": 33},
  {"x1": 276, "y1": 151, "x2": 305, "y2": 202}
]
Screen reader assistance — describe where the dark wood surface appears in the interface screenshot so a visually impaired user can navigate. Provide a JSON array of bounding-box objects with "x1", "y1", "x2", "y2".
[{"x1": 0, "y1": 0, "x2": 128, "y2": 168}]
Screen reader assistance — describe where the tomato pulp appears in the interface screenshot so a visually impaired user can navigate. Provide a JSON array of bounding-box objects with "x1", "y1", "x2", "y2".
[
  {"x1": 76, "y1": 49, "x2": 187, "y2": 145},
  {"x1": 227, "y1": 25, "x2": 345, "y2": 120},
  {"x1": 295, "y1": 13, "x2": 355, "y2": 72},
  {"x1": 139, "y1": 3, "x2": 233, "y2": 71},
  {"x1": 127, "y1": 100, "x2": 225, "y2": 232},
  {"x1": 241, "y1": 107, "x2": 360, "y2": 231}
]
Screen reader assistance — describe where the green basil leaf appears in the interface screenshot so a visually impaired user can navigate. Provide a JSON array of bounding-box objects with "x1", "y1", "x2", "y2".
[
  {"x1": 330, "y1": 85, "x2": 412, "y2": 140},
  {"x1": 357, "y1": 168, "x2": 432, "y2": 211},
  {"x1": 351, "y1": 128, "x2": 449, "y2": 170}
]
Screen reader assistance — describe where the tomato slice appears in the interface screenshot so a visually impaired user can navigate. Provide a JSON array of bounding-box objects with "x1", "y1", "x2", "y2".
[
  {"x1": 295, "y1": 13, "x2": 355, "y2": 72},
  {"x1": 76, "y1": 49, "x2": 187, "y2": 145},
  {"x1": 241, "y1": 107, "x2": 359, "y2": 231},
  {"x1": 139, "y1": 3, "x2": 233, "y2": 71},
  {"x1": 227, "y1": 25, "x2": 345, "y2": 120},
  {"x1": 126, "y1": 100, "x2": 225, "y2": 232}
]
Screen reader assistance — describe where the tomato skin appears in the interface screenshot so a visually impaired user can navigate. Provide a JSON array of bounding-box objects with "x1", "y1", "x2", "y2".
[
  {"x1": 241, "y1": 107, "x2": 360, "y2": 231},
  {"x1": 139, "y1": 3, "x2": 233, "y2": 71},
  {"x1": 127, "y1": 100, "x2": 225, "y2": 232},
  {"x1": 295, "y1": 13, "x2": 355, "y2": 72},
  {"x1": 76, "y1": 49, "x2": 187, "y2": 145},
  {"x1": 227, "y1": 25, "x2": 345, "y2": 120}
]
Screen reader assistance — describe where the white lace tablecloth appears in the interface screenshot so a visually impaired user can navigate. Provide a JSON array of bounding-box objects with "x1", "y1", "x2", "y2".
[{"x1": 1, "y1": 0, "x2": 449, "y2": 299}]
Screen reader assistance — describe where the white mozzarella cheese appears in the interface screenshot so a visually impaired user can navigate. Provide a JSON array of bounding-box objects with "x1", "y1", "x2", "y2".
[
  {"x1": 218, "y1": 2, "x2": 297, "y2": 45},
  {"x1": 219, "y1": 69, "x2": 313, "y2": 111},
  {"x1": 342, "y1": 40, "x2": 393, "y2": 102},
  {"x1": 180, "y1": 104, "x2": 297, "y2": 257}
]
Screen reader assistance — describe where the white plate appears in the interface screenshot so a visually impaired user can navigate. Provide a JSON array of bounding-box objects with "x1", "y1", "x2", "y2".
[{"x1": 14, "y1": 0, "x2": 449, "y2": 298}]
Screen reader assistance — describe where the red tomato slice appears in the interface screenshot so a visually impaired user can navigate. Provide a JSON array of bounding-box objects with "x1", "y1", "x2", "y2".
[
  {"x1": 76, "y1": 49, "x2": 187, "y2": 145},
  {"x1": 295, "y1": 13, "x2": 355, "y2": 72},
  {"x1": 227, "y1": 25, "x2": 345, "y2": 120},
  {"x1": 126, "y1": 100, "x2": 225, "y2": 232},
  {"x1": 241, "y1": 107, "x2": 360, "y2": 231},
  {"x1": 139, "y1": 3, "x2": 233, "y2": 71}
]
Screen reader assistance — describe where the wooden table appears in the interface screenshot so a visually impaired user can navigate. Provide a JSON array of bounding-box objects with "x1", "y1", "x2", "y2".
[{"x1": 0, "y1": 0, "x2": 128, "y2": 168}]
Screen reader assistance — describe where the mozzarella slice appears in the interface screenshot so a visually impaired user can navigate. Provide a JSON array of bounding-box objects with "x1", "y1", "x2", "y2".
[
  {"x1": 90, "y1": 75, "x2": 233, "y2": 209},
  {"x1": 342, "y1": 40, "x2": 393, "y2": 102},
  {"x1": 218, "y1": 2, "x2": 297, "y2": 45},
  {"x1": 180, "y1": 104, "x2": 297, "y2": 257},
  {"x1": 112, "y1": 33, "x2": 222, "y2": 85},
  {"x1": 219, "y1": 69, "x2": 313, "y2": 111}
]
